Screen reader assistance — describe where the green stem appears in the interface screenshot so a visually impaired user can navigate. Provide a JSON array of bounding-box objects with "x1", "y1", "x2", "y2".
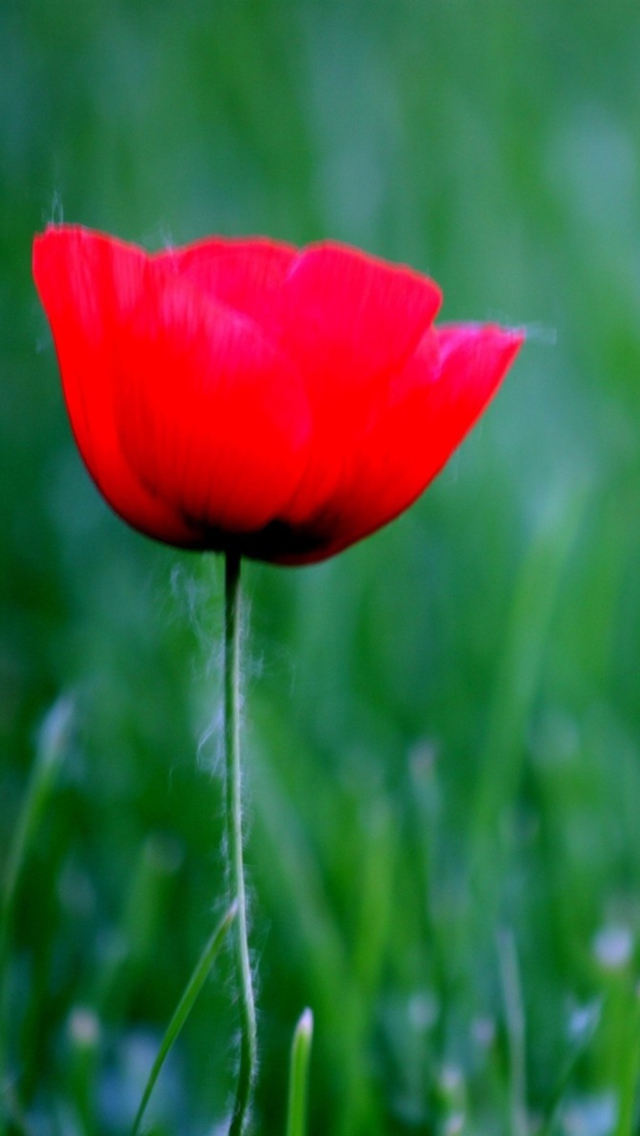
[{"x1": 224, "y1": 552, "x2": 257, "y2": 1136}]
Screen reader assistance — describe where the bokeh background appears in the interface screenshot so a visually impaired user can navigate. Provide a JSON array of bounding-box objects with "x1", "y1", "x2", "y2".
[{"x1": 3, "y1": 0, "x2": 640, "y2": 1133}]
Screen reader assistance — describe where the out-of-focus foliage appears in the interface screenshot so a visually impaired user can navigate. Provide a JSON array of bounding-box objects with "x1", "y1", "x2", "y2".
[{"x1": 3, "y1": 0, "x2": 640, "y2": 1132}]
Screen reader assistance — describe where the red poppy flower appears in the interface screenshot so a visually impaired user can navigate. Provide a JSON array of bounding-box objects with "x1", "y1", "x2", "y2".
[{"x1": 33, "y1": 224, "x2": 523, "y2": 565}]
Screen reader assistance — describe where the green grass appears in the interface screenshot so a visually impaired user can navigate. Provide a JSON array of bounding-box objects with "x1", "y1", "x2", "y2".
[{"x1": 3, "y1": 0, "x2": 640, "y2": 1132}]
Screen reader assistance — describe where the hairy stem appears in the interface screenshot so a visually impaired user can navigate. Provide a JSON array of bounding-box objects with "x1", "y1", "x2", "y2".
[{"x1": 224, "y1": 552, "x2": 257, "y2": 1136}]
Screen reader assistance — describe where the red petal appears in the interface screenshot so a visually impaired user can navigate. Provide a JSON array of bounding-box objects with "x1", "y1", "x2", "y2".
[
  {"x1": 277, "y1": 323, "x2": 524, "y2": 562},
  {"x1": 272, "y1": 241, "x2": 441, "y2": 382},
  {"x1": 33, "y1": 225, "x2": 199, "y2": 544},
  {"x1": 112, "y1": 269, "x2": 311, "y2": 535},
  {"x1": 268, "y1": 242, "x2": 443, "y2": 522},
  {"x1": 154, "y1": 236, "x2": 296, "y2": 321},
  {"x1": 415, "y1": 323, "x2": 525, "y2": 483},
  {"x1": 34, "y1": 224, "x2": 523, "y2": 563}
]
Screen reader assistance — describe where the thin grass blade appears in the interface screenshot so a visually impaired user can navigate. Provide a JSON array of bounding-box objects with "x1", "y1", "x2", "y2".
[
  {"x1": 0, "y1": 696, "x2": 74, "y2": 1128},
  {"x1": 1, "y1": 696, "x2": 75, "y2": 943},
  {"x1": 538, "y1": 1004, "x2": 600, "y2": 1136},
  {"x1": 464, "y1": 487, "x2": 589, "y2": 953},
  {"x1": 131, "y1": 901, "x2": 237, "y2": 1136},
  {"x1": 286, "y1": 1008, "x2": 314, "y2": 1136},
  {"x1": 497, "y1": 929, "x2": 527, "y2": 1136}
]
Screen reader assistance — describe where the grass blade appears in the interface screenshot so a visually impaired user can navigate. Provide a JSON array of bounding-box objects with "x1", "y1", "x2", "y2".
[
  {"x1": 286, "y1": 1008, "x2": 314, "y2": 1136},
  {"x1": 537, "y1": 1004, "x2": 600, "y2": 1136},
  {"x1": 464, "y1": 487, "x2": 589, "y2": 950},
  {"x1": 131, "y1": 901, "x2": 237, "y2": 1136},
  {"x1": 1, "y1": 697, "x2": 74, "y2": 1129},
  {"x1": 497, "y1": 929, "x2": 527, "y2": 1136},
  {"x1": 1, "y1": 697, "x2": 75, "y2": 948}
]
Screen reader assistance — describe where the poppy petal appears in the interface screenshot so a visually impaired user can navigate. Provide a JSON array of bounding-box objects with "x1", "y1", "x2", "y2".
[
  {"x1": 34, "y1": 225, "x2": 524, "y2": 562},
  {"x1": 276, "y1": 323, "x2": 524, "y2": 562},
  {"x1": 154, "y1": 237, "x2": 296, "y2": 321},
  {"x1": 112, "y1": 269, "x2": 311, "y2": 537},
  {"x1": 268, "y1": 243, "x2": 443, "y2": 522},
  {"x1": 33, "y1": 226, "x2": 199, "y2": 544},
  {"x1": 272, "y1": 242, "x2": 442, "y2": 388}
]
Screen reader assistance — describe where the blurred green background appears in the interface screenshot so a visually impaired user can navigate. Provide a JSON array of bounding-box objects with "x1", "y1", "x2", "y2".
[{"x1": 3, "y1": 0, "x2": 640, "y2": 1133}]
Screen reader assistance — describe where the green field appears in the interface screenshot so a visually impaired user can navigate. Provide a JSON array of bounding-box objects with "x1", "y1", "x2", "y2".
[{"x1": 3, "y1": 1, "x2": 640, "y2": 1133}]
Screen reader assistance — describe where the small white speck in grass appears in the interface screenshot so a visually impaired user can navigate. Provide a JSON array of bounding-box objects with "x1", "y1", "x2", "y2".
[
  {"x1": 561, "y1": 1092, "x2": 617, "y2": 1136},
  {"x1": 408, "y1": 739, "x2": 439, "y2": 779},
  {"x1": 567, "y1": 1000, "x2": 601, "y2": 1040},
  {"x1": 592, "y1": 924, "x2": 634, "y2": 970},
  {"x1": 471, "y1": 1016, "x2": 496, "y2": 1049},
  {"x1": 68, "y1": 1006, "x2": 101, "y2": 1049},
  {"x1": 407, "y1": 990, "x2": 439, "y2": 1032},
  {"x1": 438, "y1": 1064, "x2": 464, "y2": 1096},
  {"x1": 443, "y1": 1113, "x2": 465, "y2": 1136},
  {"x1": 436, "y1": 1065, "x2": 467, "y2": 1134}
]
